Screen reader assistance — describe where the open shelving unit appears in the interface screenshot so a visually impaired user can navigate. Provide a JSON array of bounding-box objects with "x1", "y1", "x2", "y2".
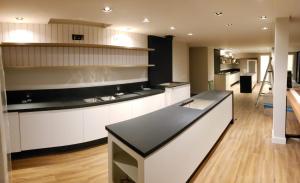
[
  {"x1": 0, "y1": 42, "x2": 155, "y2": 52},
  {"x1": 113, "y1": 143, "x2": 138, "y2": 183},
  {"x1": 1, "y1": 42, "x2": 155, "y2": 69},
  {"x1": 114, "y1": 154, "x2": 138, "y2": 182}
]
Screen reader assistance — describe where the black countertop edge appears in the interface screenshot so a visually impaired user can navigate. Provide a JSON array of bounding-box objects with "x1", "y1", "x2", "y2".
[
  {"x1": 7, "y1": 89, "x2": 165, "y2": 113},
  {"x1": 106, "y1": 90, "x2": 233, "y2": 158}
]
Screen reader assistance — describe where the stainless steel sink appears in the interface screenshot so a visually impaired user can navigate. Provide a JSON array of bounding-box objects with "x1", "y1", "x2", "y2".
[
  {"x1": 83, "y1": 96, "x2": 117, "y2": 103},
  {"x1": 116, "y1": 93, "x2": 139, "y2": 99},
  {"x1": 182, "y1": 99, "x2": 215, "y2": 110},
  {"x1": 100, "y1": 96, "x2": 116, "y2": 101},
  {"x1": 134, "y1": 90, "x2": 152, "y2": 95},
  {"x1": 83, "y1": 98, "x2": 101, "y2": 103}
]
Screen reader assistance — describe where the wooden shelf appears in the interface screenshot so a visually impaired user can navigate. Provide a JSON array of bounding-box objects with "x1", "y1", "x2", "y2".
[
  {"x1": 4, "y1": 64, "x2": 155, "y2": 70},
  {"x1": 0, "y1": 42, "x2": 155, "y2": 51},
  {"x1": 114, "y1": 154, "x2": 138, "y2": 182}
]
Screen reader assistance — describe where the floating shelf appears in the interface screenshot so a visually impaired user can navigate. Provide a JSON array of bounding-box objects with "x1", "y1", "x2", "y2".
[
  {"x1": 4, "y1": 64, "x2": 155, "y2": 70},
  {"x1": 114, "y1": 153, "x2": 138, "y2": 182},
  {"x1": 0, "y1": 42, "x2": 155, "y2": 51}
]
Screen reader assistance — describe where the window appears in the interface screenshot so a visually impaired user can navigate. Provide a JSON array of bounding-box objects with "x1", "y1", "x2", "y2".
[
  {"x1": 287, "y1": 54, "x2": 294, "y2": 73},
  {"x1": 260, "y1": 55, "x2": 270, "y2": 81},
  {"x1": 260, "y1": 54, "x2": 294, "y2": 82}
]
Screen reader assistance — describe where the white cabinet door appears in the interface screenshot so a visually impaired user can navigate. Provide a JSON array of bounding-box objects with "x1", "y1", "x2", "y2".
[
  {"x1": 19, "y1": 109, "x2": 84, "y2": 151},
  {"x1": 149, "y1": 93, "x2": 165, "y2": 112},
  {"x1": 83, "y1": 105, "x2": 110, "y2": 142},
  {"x1": 132, "y1": 93, "x2": 165, "y2": 118},
  {"x1": 131, "y1": 98, "x2": 149, "y2": 118},
  {"x1": 171, "y1": 84, "x2": 191, "y2": 105},
  {"x1": 6, "y1": 112, "x2": 21, "y2": 153},
  {"x1": 109, "y1": 101, "x2": 133, "y2": 124}
]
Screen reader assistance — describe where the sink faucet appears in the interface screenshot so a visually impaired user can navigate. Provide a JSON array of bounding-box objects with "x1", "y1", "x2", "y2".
[
  {"x1": 141, "y1": 84, "x2": 144, "y2": 90},
  {"x1": 116, "y1": 85, "x2": 121, "y2": 92}
]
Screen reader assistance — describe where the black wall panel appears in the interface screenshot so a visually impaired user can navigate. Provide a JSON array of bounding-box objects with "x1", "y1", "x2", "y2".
[{"x1": 148, "y1": 35, "x2": 173, "y2": 86}]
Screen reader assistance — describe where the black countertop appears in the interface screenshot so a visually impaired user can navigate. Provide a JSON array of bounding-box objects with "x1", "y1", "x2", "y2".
[
  {"x1": 7, "y1": 89, "x2": 165, "y2": 112},
  {"x1": 217, "y1": 69, "x2": 240, "y2": 75},
  {"x1": 105, "y1": 90, "x2": 233, "y2": 158}
]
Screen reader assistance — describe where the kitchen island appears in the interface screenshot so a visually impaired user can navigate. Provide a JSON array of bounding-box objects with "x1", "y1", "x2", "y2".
[
  {"x1": 106, "y1": 90, "x2": 233, "y2": 183},
  {"x1": 240, "y1": 73, "x2": 257, "y2": 93}
]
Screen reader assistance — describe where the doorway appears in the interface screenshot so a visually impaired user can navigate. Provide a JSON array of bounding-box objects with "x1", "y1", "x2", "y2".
[
  {"x1": 260, "y1": 55, "x2": 270, "y2": 82},
  {"x1": 247, "y1": 60, "x2": 257, "y2": 73}
]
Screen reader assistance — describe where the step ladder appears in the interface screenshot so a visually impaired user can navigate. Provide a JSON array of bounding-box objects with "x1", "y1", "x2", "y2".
[{"x1": 255, "y1": 57, "x2": 274, "y2": 106}]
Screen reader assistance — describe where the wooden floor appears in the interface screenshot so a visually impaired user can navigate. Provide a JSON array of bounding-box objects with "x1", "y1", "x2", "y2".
[{"x1": 11, "y1": 84, "x2": 300, "y2": 183}]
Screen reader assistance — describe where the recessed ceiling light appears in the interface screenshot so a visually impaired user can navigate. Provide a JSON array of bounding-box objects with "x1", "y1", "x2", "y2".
[
  {"x1": 260, "y1": 16, "x2": 267, "y2": 20},
  {"x1": 143, "y1": 18, "x2": 150, "y2": 23},
  {"x1": 16, "y1": 17, "x2": 24, "y2": 21},
  {"x1": 187, "y1": 33, "x2": 193, "y2": 36},
  {"x1": 102, "y1": 6, "x2": 112, "y2": 13},
  {"x1": 262, "y1": 27, "x2": 269, "y2": 30},
  {"x1": 215, "y1": 12, "x2": 223, "y2": 16},
  {"x1": 225, "y1": 23, "x2": 233, "y2": 27},
  {"x1": 170, "y1": 26, "x2": 175, "y2": 30}
]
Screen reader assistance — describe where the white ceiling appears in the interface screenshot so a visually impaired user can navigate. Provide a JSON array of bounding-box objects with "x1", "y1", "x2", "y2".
[{"x1": 0, "y1": 0, "x2": 300, "y2": 53}]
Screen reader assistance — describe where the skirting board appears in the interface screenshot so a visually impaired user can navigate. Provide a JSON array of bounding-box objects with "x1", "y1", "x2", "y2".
[{"x1": 272, "y1": 130, "x2": 286, "y2": 144}]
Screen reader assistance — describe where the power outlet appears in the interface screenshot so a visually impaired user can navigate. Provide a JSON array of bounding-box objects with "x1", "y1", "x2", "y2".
[{"x1": 72, "y1": 34, "x2": 84, "y2": 40}]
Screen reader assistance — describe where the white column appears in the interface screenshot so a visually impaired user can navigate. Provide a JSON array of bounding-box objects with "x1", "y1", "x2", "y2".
[{"x1": 272, "y1": 18, "x2": 290, "y2": 144}]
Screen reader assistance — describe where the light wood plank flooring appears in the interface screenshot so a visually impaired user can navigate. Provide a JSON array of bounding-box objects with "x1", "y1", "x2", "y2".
[{"x1": 11, "y1": 84, "x2": 300, "y2": 183}]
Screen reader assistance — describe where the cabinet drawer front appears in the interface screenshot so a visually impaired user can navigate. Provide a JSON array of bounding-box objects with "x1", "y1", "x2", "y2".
[{"x1": 20, "y1": 109, "x2": 84, "y2": 151}]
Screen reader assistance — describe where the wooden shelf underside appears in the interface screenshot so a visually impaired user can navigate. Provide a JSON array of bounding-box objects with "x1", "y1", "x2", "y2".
[
  {"x1": 4, "y1": 64, "x2": 155, "y2": 70},
  {"x1": 0, "y1": 42, "x2": 155, "y2": 51}
]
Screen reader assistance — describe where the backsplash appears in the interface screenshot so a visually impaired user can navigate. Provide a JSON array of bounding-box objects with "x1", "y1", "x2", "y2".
[
  {"x1": 6, "y1": 81, "x2": 150, "y2": 104},
  {"x1": 0, "y1": 23, "x2": 149, "y2": 90}
]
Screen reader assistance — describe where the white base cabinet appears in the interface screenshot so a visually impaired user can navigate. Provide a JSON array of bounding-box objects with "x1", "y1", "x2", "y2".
[
  {"x1": 83, "y1": 105, "x2": 110, "y2": 142},
  {"x1": 109, "y1": 100, "x2": 133, "y2": 125},
  {"x1": 20, "y1": 109, "x2": 84, "y2": 151},
  {"x1": 165, "y1": 84, "x2": 190, "y2": 106},
  {"x1": 6, "y1": 112, "x2": 21, "y2": 153},
  {"x1": 131, "y1": 93, "x2": 165, "y2": 118},
  {"x1": 9, "y1": 93, "x2": 168, "y2": 151}
]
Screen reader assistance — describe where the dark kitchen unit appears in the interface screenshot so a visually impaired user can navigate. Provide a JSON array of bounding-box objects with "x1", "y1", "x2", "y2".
[
  {"x1": 148, "y1": 35, "x2": 173, "y2": 86},
  {"x1": 214, "y1": 49, "x2": 221, "y2": 74},
  {"x1": 295, "y1": 51, "x2": 300, "y2": 83},
  {"x1": 240, "y1": 73, "x2": 256, "y2": 93}
]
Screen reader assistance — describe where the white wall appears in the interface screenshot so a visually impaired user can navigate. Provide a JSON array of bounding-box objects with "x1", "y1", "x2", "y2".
[
  {"x1": 189, "y1": 47, "x2": 208, "y2": 93},
  {"x1": 0, "y1": 23, "x2": 148, "y2": 90},
  {"x1": 172, "y1": 41, "x2": 189, "y2": 82}
]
